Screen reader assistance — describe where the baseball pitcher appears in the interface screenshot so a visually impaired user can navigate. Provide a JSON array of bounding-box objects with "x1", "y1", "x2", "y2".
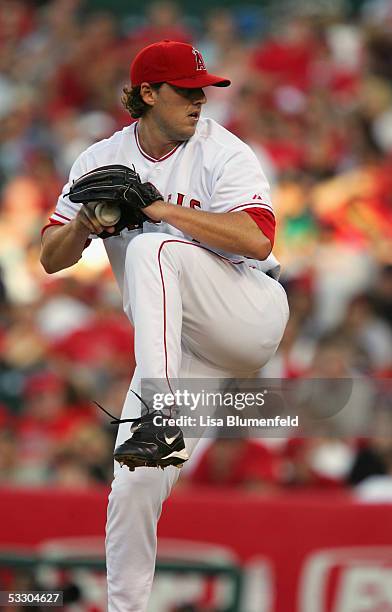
[{"x1": 40, "y1": 41, "x2": 289, "y2": 612}]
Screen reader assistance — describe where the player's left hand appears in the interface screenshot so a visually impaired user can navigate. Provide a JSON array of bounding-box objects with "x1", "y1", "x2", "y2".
[{"x1": 67, "y1": 164, "x2": 164, "y2": 237}]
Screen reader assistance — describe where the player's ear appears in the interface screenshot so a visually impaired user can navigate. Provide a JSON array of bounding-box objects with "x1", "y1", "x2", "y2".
[{"x1": 140, "y1": 82, "x2": 159, "y2": 108}]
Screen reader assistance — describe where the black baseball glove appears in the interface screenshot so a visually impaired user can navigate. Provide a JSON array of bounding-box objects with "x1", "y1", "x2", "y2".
[{"x1": 67, "y1": 164, "x2": 163, "y2": 238}]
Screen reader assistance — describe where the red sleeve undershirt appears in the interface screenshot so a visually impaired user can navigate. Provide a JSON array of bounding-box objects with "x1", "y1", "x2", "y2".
[{"x1": 244, "y1": 207, "x2": 275, "y2": 247}]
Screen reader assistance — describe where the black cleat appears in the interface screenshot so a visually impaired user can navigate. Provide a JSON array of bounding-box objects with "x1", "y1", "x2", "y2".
[
  {"x1": 113, "y1": 410, "x2": 188, "y2": 471},
  {"x1": 94, "y1": 391, "x2": 188, "y2": 472}
]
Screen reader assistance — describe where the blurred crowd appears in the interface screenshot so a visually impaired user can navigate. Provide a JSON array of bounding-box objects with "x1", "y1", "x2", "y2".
[{"x1": 0, "y1": 0, "x2": 391, "y2": 498}]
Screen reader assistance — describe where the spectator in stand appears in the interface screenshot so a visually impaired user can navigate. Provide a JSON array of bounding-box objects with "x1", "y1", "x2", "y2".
[
  {"x1": 189, "y1": 438, "x2": 281, "y2": 492},
  {"x1": 125, "y1": 1, "x2": 192, "y2": 55},
  {"x1": 350, "y1": 402, "x2": 392, "y2": 501},
  {"x1": 279, "y1": 325, "x2": 378, "y2": 489},
  {"x1": 282, "y1": 435, "x2": 355, "y2": 490},
  {"x1": 35, "y1": 276, "x2": 94, "y2": 342},
  {"x1": 197, "y1": 8, "x2": 249, "y2": 124},
  {"x1": 1, "y1": 303, "x2": 47, "y2": 370},
  {"x1": 47, "y1": 11, "x2": 121, "y2": 116},
  {"x1": 338, "y1": 293, "x2": 392, "y2": 373},
  {"x1": 15, "y1": 371, "x2": 95, "y2": 483},
  {"x1": 0, "y1": 0, "x2": 35, "y2": 46},
  {"x1": 49, "y1": 422, "x2": 113, "y2": 486},
  {"x1": 249, "y1": 16, "x2": 325, "y2": 92},
  {"x1": 262, "y1": 272, "x2": 319, "y2": 378}
]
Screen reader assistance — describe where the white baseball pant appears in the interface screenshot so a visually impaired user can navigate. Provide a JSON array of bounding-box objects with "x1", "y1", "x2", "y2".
[{"x1": 106, "y1": 233, "x2": 289, "y2": 611}]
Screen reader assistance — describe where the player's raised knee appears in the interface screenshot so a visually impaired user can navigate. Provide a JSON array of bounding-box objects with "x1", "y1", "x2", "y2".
[{"x1": 125, "y1": 232, "x2": 169, "y2": 263}]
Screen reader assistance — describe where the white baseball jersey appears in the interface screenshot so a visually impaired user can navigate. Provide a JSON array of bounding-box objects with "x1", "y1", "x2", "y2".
[{"x1": 45, "y1": 118, "x2": 280, "y2": 289}]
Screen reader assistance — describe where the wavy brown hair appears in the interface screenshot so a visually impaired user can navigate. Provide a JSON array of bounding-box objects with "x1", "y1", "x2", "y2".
[{"x1": 122, "y1": 83, "x2": 163, "y2": 119}]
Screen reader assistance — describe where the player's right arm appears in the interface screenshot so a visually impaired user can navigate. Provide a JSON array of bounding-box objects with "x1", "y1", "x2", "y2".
[
  {"x1": 40, "y1": 148, "x2": 117, "y2": 273},
  {"x1": 40, "y1": 205, "x2": 117, "y2": 273}
]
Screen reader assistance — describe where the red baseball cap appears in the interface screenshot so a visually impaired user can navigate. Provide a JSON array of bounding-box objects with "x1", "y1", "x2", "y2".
[{"x1": 130, "y1": 40, "x2": 231, "y2": 89}]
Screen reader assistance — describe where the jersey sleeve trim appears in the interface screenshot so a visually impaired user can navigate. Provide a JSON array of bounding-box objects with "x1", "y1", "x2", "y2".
[
  {"x1": 51, "y1": 211, "x2": 72, "y2": 223},
  {"x1": 41, "y1": 219, "x2": 92, "y2": 249},
  {"x1": 227, "y1": 202, "x2": 274, "y2": 215},
  {"x1": 41, "y1": 220, "x2": 64, "y2": 237}
]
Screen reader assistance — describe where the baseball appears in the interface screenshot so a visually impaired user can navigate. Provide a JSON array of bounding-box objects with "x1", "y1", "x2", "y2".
[{"x1": 94, "y1": 202, "x2": 121, "y2": 226}]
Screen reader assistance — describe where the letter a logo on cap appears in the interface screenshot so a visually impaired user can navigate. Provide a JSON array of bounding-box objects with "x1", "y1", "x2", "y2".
[{"x1": 192, "y1": 48, "x2": 206, "y2": 71}]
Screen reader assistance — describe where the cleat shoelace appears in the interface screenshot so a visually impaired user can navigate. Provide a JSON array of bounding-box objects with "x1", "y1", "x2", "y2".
[
  {"x1": 94, "y1": 389, "x2": 176, "y2": 428},
  {"x1": 93, "y1": 389, "x2": 152, "y2": 426}
]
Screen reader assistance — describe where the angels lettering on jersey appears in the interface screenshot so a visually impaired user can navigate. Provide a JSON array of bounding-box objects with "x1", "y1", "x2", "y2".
[{"x1": 168, "y1": 193, "x2": 201, "y2": 209}]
